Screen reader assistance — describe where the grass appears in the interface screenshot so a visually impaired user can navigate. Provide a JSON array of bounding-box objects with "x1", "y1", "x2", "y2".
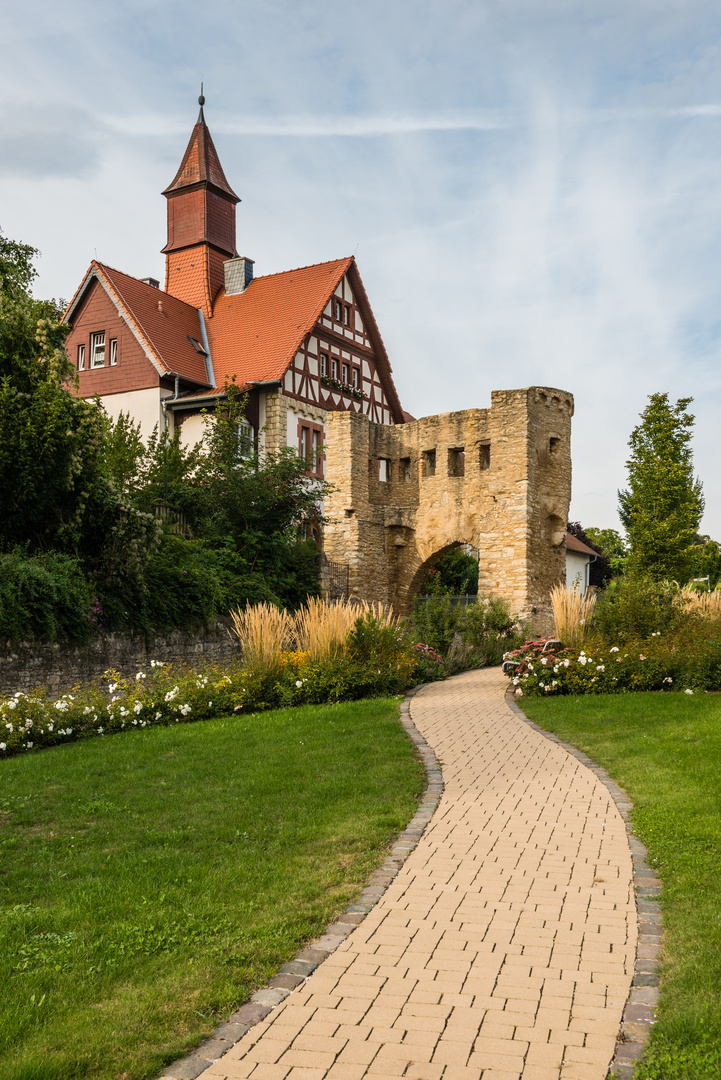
[
  {"x1": 519, "y1": 692, "x2": 721, "y2": 1080},
  {"x1": 549, "y1": 583, "x2": 597, "y2": 648},
  {"x1": 0, "y1": 697, "x2": 425, "y2": 1080}
]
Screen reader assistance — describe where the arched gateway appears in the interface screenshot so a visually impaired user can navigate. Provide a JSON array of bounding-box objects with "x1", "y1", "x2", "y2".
[{"x1": 323, "y1": 386, "x2": 573, "y2": 633}]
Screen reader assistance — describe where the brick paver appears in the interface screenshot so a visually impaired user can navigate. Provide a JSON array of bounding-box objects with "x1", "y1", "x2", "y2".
[{"x1": 203, "y1": 669, "x2": 635, "y2": 1080}]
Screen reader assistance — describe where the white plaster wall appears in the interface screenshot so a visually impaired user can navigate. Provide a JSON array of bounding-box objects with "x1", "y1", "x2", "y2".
[
  {"x1": 94, "y1": 388, "x2": 166, "y2": 441},
  {"x1": 566, "y1": 550, "x2": 591, "y2": 592},
  {"x1": 178, "y1": 412, "x2": 208, "y2": 451}
]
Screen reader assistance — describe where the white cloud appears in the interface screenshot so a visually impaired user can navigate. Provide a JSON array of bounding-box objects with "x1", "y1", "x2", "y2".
[{"x1": 2, "y1": 0, "x2": 721, "y2": 537}]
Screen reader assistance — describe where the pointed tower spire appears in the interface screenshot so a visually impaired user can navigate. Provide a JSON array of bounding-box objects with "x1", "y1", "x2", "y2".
[{"x1": 162, "y1": 92, "x2": 240, "y2": 312}]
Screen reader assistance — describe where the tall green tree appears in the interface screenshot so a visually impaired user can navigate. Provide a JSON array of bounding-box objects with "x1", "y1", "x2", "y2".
[
  {"x1": 618, "y1": 394, "x2": 704, "y2": 581},
  {"x1": 0, "y1": 233, "x2": 159, "y2": 574}
]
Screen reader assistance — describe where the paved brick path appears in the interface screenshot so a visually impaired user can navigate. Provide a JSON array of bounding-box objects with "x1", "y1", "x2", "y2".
[{"x1": 204, "y1": 668, "x2": 636, "y2": 1080}]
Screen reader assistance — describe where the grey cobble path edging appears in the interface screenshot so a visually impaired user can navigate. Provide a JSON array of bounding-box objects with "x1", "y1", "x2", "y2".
[
  {"x1": 505, "y1": 688, "x2": 662, "y2": 1080},
  {"x1": 157, "y1": 685, "x2": 441, "y2": 1080}
]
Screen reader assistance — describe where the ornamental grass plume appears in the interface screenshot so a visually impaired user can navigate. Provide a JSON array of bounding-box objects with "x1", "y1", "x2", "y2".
[
  {"x1": 229, "y1": 602, "x2": 294, "y2": 668},
  {"x1": 293, "y1": 597, "x2": 396, "y2": 661},
  {"x1": 550, "y1": 584, "x2": 597, "y2": 650},
  {"x1": 681, "y1": 588, "x2": 721, "y2": 619}
]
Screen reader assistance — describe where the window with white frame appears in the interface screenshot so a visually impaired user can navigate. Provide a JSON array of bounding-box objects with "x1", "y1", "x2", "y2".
[
  {"x1": 109, "y1": 338, "x2": 117, "y2": 366},
  {"x1": 331, "y1": 357, "x2": 339, "y2": 380},
  {"x1": 77, "y1": 344, "x2": 86, "y2": 370},
  {"x1": 90, "y1": 332, "x2": 105, "y2": 367},
  {"x1": 320, "y1": 352, "x2": 328, "y2": 377},
  {"x1": 352, "y1": 367, "x2": 359, "y2": 388},
  {"x1": 238, "y1": 417, "x2": 254, "y2": 458},
  {"x1": 341, "y1": 362, "x2": 350, "y2": 384}
]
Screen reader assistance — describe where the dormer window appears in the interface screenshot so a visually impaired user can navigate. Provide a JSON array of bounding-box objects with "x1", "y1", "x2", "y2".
[
  {"x1": 188, "y1": 335, "x2": 207, "y2": 356},
  {"x1": 77, "y1": 344, "x2": 85, "y2": 370},
  {"x1": 90, "y1": 332, "x2": 105, "y2": 367}
]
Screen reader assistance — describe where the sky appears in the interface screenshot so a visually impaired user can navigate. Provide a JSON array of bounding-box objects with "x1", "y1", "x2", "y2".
[{"x1": 2, "y1": 0, "x2": 721, "y2": 538}]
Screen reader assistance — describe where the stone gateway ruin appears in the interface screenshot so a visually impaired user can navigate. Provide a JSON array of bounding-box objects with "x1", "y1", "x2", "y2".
[{"x1": 323, "y1": 386, "x2": 574, "y2": 632}]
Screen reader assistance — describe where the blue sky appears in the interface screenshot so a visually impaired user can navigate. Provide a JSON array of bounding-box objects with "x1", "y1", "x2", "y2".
[{"x1": 2, "y1": 0, "x2": 721, "y2": 538}]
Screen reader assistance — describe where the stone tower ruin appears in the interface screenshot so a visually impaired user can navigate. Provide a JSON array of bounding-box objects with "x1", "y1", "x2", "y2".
[{"x1": 323, "y1": 386, "x2": 574, "y2": 632}]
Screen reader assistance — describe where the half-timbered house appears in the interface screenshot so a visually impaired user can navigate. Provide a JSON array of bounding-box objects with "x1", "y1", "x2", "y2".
[{"x1": 62, "y1": 95, "x2": 407, "y2": 476}]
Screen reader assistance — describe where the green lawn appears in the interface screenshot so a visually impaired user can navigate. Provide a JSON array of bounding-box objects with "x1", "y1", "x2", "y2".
[
  {"x1": 0, "y1": 698, "x2": 425, "y2": 1080},
  {"x1": 520, "y1": 693, "x2": 721, "y2": 1080}
]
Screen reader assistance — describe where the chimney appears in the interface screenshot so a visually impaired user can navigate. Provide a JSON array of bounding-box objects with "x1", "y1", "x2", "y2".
[
  {"x1": 224, "y1": 256, "x2": 254, "y2": 296},
  {"x1": 141, "y1": 276, "x2": 160, "y2": 288}
]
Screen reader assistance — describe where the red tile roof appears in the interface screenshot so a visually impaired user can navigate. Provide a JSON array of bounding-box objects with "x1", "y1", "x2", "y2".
[
  {"x1": 207, "y1": 257, "x2": 353, "y2": 387},
  {"x1": 565, "y1": 532, "x2": 598, "y2": 557},
  {"x1": 162, "y1": 115, "x2": 239, "y2": 201},
  {"x1": 64, "y1": 262, "x2": 212, "y2": 386},
  {"x1": 64, "y1": 256, "x2": 406, "y2": 422},
  {"x1": 201, "y1": 257, "x2": 405, "y2": 422}
]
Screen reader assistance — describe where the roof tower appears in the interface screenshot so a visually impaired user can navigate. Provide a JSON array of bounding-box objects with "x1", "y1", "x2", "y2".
[{"x1": 162, "y1": 91, "x2": 240, "y2": 313}]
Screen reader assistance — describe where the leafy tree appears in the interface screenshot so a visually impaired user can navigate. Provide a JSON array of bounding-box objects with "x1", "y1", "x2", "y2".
[
  {"x1": 618, "y1": 394, "x2": 704, "y2": 582},
  {"x1": 0, "y1": 234, "x2": 159, "y2": 581},
  {"x1": 423, "y1": 548, "x2": 478, "y2": 595},
  {"x1": 584, "y1": 527, "x2": 628, "y2": 577},
  {"x1": 103, "y1": 410, "x2": 146, "y2": 494},
  {"x1": 687, "y1": 535, "x2": 721, "y2": 590},
  {"x1": 0, "y1": 230, "x2": 66, "y2": 390}
]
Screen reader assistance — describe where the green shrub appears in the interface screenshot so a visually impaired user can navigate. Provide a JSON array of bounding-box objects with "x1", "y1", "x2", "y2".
[
  {"x1": 457, "y1": 596, "x2": 528, "y2": 665},
  {"x1": 593, "y1": 575, "x2": 690, "y2": 643},
  {"x1": 0, "y1": 550, "x2": 91, "y2": 642}
]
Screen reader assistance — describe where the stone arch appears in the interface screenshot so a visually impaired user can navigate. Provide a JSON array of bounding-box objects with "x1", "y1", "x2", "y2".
[
  {"x1": 403, "y1": 541, "x2": 475, "y2": 615},
  {"x1": 322, "y1": 387, "x2": 574, "y2": 635}
]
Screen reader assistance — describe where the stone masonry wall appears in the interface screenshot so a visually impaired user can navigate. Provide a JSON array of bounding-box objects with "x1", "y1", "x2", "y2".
[
  {"x1": 0, "y1": 620, "x2": 238, "y2": 699},
  {"x1": 323, "y1": 386, "x2": 573, "y2": 632}
]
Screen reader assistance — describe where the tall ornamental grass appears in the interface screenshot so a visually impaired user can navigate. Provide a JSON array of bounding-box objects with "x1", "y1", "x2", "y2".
[
  {"x1": 550, "y1": 584, "x2": 597, "y2": 649},
  {"x1": 291, "y1": 597, "x2": 397, "y2": 661},
  {"x1": 229, "y1": 602, "x2": 294, "y2": 668},
  {"x1": 682, "y1": 588, "x2": 721, "y2": 619}
]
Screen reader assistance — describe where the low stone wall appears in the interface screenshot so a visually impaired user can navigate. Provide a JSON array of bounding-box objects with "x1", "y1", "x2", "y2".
[{"x1": 0, "y1": 620, "x2": 238, "y2": 698}]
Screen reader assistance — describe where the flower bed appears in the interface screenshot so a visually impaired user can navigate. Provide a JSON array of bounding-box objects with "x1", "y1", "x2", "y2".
[
  {"x1": 0, "y1": 632, "x2": 446, "y2": 759},
  {"x1": 503, "y1": 631, "x2": 721, "y2": 697}
]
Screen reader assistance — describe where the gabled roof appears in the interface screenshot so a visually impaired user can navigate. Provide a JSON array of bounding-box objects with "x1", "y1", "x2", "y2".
[
  {"x1": 62, "y1": 262, "x2": 213, "y2": 387},
  {"x1": 565, "y1": 532, "x2": 598, "y2": 557},
  {"x1": 201, "y1": 256, "x2": 405, "y2": 422},
  {"x1": 162, "y1": 111, "x2": 239, "y2": 202}
]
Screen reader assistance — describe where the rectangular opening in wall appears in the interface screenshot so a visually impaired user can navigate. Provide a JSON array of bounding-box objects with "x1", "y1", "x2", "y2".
[
  {"x1": 448, "y1": 447, "x2": 465, "y2": 477},
  {"x1": 421, "y1": 449, "x2": 436, "y2": 478},
  {"x1": 479, "y1": 443, "x2": 491, "y2": 470},
  {"x1": 378, "y1": 458, "x2": 391, "y2": 483},
  {"x1": 400, "y1": 457, "x2": 411, "y2": 481},
  {"x1": 549, "y1": 437, "x2": 560, "y2": 454}
]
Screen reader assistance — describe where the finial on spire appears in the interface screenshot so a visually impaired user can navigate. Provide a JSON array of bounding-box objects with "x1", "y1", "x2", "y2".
[{"x1": 197, "y1": 82, "x2": 205, "y2": 122}]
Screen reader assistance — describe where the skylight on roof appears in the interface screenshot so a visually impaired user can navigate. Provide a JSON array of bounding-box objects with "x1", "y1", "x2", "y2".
[{"x1": 187, "y1": 335, "x2": 207, "y2": 356}]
